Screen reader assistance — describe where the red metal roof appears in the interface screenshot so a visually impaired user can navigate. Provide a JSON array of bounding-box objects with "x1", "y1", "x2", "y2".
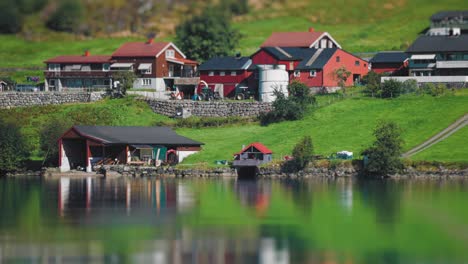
[
  {"x1": 261, "y1": 32, "x2": 325, "y2": 48},
  {"x1": 44, "y1": 55, "x2": 111, "y2": 63},
  {"x1": 112, "y1": 41, "x2": 171, "y2": 57},
  {"x1": 235, "y1": 142, "x2": 273, "y2": 155}
]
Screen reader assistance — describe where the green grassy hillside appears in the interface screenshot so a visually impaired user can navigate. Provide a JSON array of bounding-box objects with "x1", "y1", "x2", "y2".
[
  {"x1": 412, "y1": 126, "x2": 468, "y2": 162},
  {"x1": 3, "y1": 92, "x2": 466, "y2": 165}
]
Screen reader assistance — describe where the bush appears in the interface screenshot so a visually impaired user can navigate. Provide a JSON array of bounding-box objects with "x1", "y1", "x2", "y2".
[
  {"x1": 288, "y1": 80, "x2": 316, "y2": 106},
  {"x1": 421, "y1": 83, "x2": 447, "y2": 97},
  {"x1": 282, "y1": 136, "x2": 314, "y2": 173},
  {"x1": 46, "y1": 0, "x2": 84, "y2": 32},
  {"x1": 362, "y1": 120, "x2": 404, "y2": 177},
  {"x1": 0, "y1": 0, "x2": 23, "y2": 34},
  {"x1": 362, "y1": 71, "x2": 381, "y2": 97},
  {"x1": 401, "y1": 79, "x2": 418, "y2": 94},
  {"x1": 220, "y1": 0, "x2": 249, "y2": 15},
  {"x1": 380, "y1": 79, "x2": 402, "y2": 98},
  {"x1": 40, "y1": 118, "x2": 73, "y2": 166},
  {"x1": 0, "y1": 120, "x2": 29, "y2": 173}
]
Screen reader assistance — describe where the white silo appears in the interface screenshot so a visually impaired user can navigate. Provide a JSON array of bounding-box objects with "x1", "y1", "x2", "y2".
[{"x1": 257, "y1": 65, "x2": 289, "y2": 102}]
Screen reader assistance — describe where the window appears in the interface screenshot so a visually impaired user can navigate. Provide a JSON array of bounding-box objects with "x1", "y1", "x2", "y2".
[
  {"x1": 355, "y1": 60, "x2": 360, "y2": 66},
  {"x1": 231, "y1": 71, "x2": 237, "y2": 76},
  {"x1": 336, "y1": 56, "x2": 340, "y2": 62},
  {"x1": 49, "y1": 79, "x2": 56, "y2": 87},
  {"x1": 142, "y1": 79, "x2": 151, "y2": 86},
  {"x1": 294, "y1": 70, "x2": 300, "y2": 77},
  {"x1": 142, "y1": 66, "x2": 152, "y2": 74},
  {"x1": 165, "y1": 49, "x2": 175, "y2": 58},
  {"x1": 208, "y1": 71, "x2": 214, "y2": 76},
  {"x1": 309, "y1": 70, "x2": 316, "y2": 77},
  {"x1": 364, "y1": 63, "x2": 367, "y2": 68},
  {"x1": 220, "y1": 71, "x2": 225, "y2": 76},
  {"x1": 48, "y1": 64, "x2": 60, "y2": 71},
  {"x1": 102, "y1": 63, "x2": 110, "y2": 71}
]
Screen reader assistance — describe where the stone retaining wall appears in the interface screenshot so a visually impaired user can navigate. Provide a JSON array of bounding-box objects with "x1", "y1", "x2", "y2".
[
  {"x1": 145, "y1": 99, "x2": 273, "y2": 117},
  {"x1": 0, "y1": 92, "x2": 105, "y2": 109}
]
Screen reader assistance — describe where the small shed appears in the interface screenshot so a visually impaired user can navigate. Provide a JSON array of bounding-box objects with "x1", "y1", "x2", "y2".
[
  {"x1": 233, "y1": 142, "x2": 273, "y2": 167},
  {"x1": 58, "y1": 126, "x2": 203, "y2": 172},
  {"x1": 0, "y1": 81, "x2": 7, "y2": 92}
]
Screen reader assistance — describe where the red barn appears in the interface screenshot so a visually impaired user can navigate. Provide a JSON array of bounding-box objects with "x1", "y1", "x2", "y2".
[
  {"x1": 198, "y1": 56, "x2": 254, "y2": 98},
  {"x1": 369, "y1": 51, "x2": 409, "y2": 76},
  {"x1": 252, "y1": 47, "x2": 369, "y2": 89}
]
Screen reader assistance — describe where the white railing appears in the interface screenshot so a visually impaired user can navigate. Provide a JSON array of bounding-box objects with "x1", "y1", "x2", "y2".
[{"x1": 127, "y1": 91, "x2": 171, "y2": 100}]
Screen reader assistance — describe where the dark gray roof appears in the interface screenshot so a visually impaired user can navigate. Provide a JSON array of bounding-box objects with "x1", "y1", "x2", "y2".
[
  {"x1": 406, "y1": 35, "x2": 468, "y2": 53},
  {"x1": 370, "y1": 52, "x2": 408, "y2": 63},
  {"x1": 430, "y1": 11, "x2": 468, "y2": 22},
  {"x1": 73, "y1": 126, "x2": 203, "y2": 146},
  {"x1": 259, "y1": 47, "x2": 338, "y2": 69},
  {"x1": 199, "y1": 56, "x2": 252, "y2": 71}
]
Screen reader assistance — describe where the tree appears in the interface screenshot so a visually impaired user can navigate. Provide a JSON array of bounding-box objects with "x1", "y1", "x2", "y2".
[
  {"x1": 0, "y1": 120, "x2": 29, "y2": 173},
  {"x1": 112, "y1": 71, "x2": 137, "y2": 96},
  {"x1": 362, "y1": 71, "x2": 381, "y2": 97},
  {"x1": 175, "y1": 8, "x2": 241, "y2": 62},
  {"x1": 282, "y1": 136, "x2": 314, "y2": 172},
  {"x1": 333, "y1": 66, "x2": 351, "y2": 90},
  {"x1": 40, "y1": 118, "x2": 73, "y2": 166},
  {"x1": 46, "y1": 0, "x2": 84, "y2": 32},
  {"x1": 17, "y1": 0, "x2": 49, "y2": 14},
  {"x1": 0, "y1": 0, "x2": 23, "y2": 34},
  {"x1": 362, "y1": 120, "x2": 404, "y2": 177}
]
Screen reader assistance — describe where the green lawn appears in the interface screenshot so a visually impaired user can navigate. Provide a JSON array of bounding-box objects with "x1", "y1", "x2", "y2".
[
  {"x1": 177, "y1": 92, "x2": 468, "y2": 165},
  {"x1": 412, "y1": 126, "x2": 468, "y2": 162}
]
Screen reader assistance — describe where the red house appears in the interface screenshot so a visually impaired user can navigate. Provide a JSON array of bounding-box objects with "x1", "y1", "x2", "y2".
[
  {"x1": 252, "y1": 47, "x2": 369, "y2": 89},
  {"x1": 369, "y1": 51, "x2": 409, "y2": 75},
  {"x1": 198, "y1": 56, "x2": 254, "y2": 98},
  {"x1": 111, "y1": 40, "x2": 199, "y2": 96}
]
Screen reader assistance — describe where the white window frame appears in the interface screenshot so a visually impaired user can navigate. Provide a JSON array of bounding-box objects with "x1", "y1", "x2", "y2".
[
  {"x1": 48, "y1": 64, "x2": 60, "y2": 72},
  {"x1": 142, "y1": 66, "x2": 152, "y2": 75},
  {"x1": 309, "y1": 70, "x2": 316, "y2": 77},
  {"x1": 165, "y1": 49, "x2": 175, "y2": 58},
  {"x1": 142, "y1": 79, "x2": 151, "y2": 86},
  {"x1": 102, "y1": 63, "x2": 110, "y2": 72},
  {"x1": 294, "y1": 70, "x2": 300, "y2": 77},
  {"x1": 355, "y1": 60, "x2": 360, "y2": 66},
  {"x1": 208, "y1": 71, "x2": 214, "y2": 76},
  {"x1": 231, "y1": 71, "x2": 237, "y2": 76},
  {"x1": 220, "y1": 71, "x2": 225, "y2": 76}
]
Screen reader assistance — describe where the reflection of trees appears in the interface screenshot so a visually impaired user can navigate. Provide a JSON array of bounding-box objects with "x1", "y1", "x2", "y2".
[{"x1": 357, "y1": 180, "x2": 402, "y2": 228}]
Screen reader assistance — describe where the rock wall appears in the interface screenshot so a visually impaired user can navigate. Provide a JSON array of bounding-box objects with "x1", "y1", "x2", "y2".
[
  {"x1": 0, "y1": 92, "x2": 105, "y2": 109},
  {"x1": 145, "y1": 99, "x2": 273, "y2": 117}
]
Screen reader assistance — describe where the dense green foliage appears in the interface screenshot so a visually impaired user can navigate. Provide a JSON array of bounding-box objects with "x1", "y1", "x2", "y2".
[
  {"x1": 0, "y1": 121, "x2": 29, "y2": 173},
  {"x1": 363, "y1": 121, "x2": 404, "y2": 176},
  {"x1": 220, "y1": 0, "x2": 249, "y2": 15},
  {"x1": 39, "y1": 118, "x2": 73, "y2": 166},
  {"x1": 380, "y1": 79, "x2": 402, "y2": 98},
  {"x1": 175, "y1": 8, "x2": 241, "y2": 62},
  {"x1": 46, "y1": 0, "x2": 84, "y2": 33},
  {"x1": 0, "y1": 0, "x2": 23, "y2": 34},
  {"x1": 362, "y1": 71, "x2": 382, "y2": 97},
  {"x1": 260, "y1": 81, "x2": 316, "y2": 125},
  {"x1": 283, "y1": 136, "x2": 314, "y2": 172},
  {"x1": 367, "y1": 79, "x2": 450, "y2": 99},
  {"x1": 333, "y1": 67, "x2": 351, "y2": 89},
  {"x1": 113, "y1": 71, "x2": 137, "y2": 95}
]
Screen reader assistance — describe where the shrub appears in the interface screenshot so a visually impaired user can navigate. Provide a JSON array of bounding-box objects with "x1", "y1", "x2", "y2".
[
  {"x1": 401, "y1": 79, "x2": 418, "y2": 94},
  {"x1": 282, "y1": 136, "x2": 314, "y2": 173},
  {"x1": 220, "y1": 0, "x2": 249, "y2": 15},
  {"x1": 333, "y1": 66, "x2": 351, "y2": 90},
  {"x1": 362, "y1": 71, "x2": 381, "y2": 97},
  {"x1": 288, "y1": 80, "x2": 316, "y2": 106},
  {"x1": 380, "y1": 79, "x2": 402, "y2": 98},
  {"x1": 421, "y1": 83, "x2": 447, "y2": 97},
  {"x1": 112, "y1": 71, "x2": 137, "y2": 96},
  {"x1": 46, "y1": 0, "x2": 84, "y2": 32},
  {"x1": 0, "y1": 0, "x2": 23, "y2": 34},
  {"x1": 40, "y1": 118, "x2": 73, "y2": 166},
  {"x1": 362, "y1": 120, "x2": 404, "y2": 177},
  {"x1": 0, "y1": 120, "x2": 29, "y2": 173}
]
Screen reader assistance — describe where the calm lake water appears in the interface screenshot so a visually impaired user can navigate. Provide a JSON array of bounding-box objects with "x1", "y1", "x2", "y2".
[{"x1": 0, "y1": 177, "x2": 467, "y2": 264}]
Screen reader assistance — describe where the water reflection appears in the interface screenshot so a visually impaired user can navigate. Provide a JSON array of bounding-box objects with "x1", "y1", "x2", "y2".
[{"x1": 1, "y1": 177, "x2": 468, "y2": 263}]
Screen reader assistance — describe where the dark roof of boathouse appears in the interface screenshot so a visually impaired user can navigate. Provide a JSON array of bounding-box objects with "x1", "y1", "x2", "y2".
[{"x1": 63, "y1": 126, "x2": 203, "y2": 146}]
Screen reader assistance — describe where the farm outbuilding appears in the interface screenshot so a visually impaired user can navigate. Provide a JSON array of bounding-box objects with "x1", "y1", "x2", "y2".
[
  {"x1": 58, "y1": 126, "x2": 203, "y2": 172},
  {"x1": 233, "y1": 142, "x2": 273, "y2": 167}
]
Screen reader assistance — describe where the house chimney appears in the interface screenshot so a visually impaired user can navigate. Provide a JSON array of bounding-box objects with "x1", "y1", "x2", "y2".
[
  {"x1": 84, "y1": 50, "x2": 90, "y2": 57},
  {"x1": 235, "y1": 52, "x2": 241, "y2": 58},
  {"x1": 147, "y1": 38, "x2": 154, "y2": 44},
  {"x1": 309, "y1": 27, "x2": 315, "y2": 32}
]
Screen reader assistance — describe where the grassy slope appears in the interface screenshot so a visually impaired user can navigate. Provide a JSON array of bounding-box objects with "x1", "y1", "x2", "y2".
[
  {"x1": 411, "y1": 126, "x2": 468, "y2": 162},
  {"x1": 177, "y1": 92, "x2": 468, "y2": 164}
]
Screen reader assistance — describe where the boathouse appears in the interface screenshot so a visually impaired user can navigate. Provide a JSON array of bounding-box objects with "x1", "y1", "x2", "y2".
[
  {"x1": 58, "y1": 126, "x2": 203, "y2": 172},
  {"x1": 233, "y1": 142, "x2": 273, "y2": 167}
]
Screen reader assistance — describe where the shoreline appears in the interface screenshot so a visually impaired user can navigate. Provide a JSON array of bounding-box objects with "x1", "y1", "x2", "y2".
[{"x1": 5, "y1": 164, "x2": 467, "y2": 180}]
